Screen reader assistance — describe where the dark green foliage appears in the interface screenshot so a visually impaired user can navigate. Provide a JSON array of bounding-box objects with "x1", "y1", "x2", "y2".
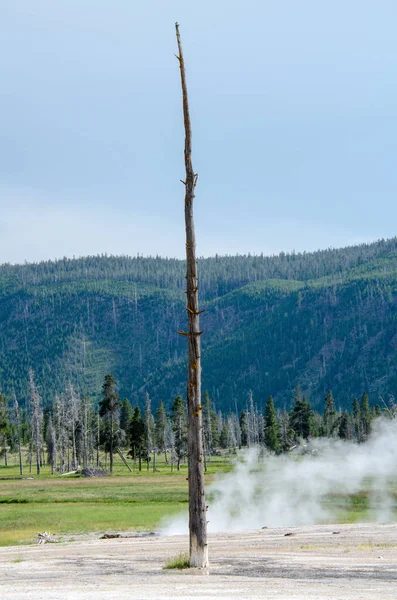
[
  {"x1": 289, "y1": 386, "x2": 314, "y2": 441},
  {"x1": 239, "y1": 410, "x2": 248, "y2": 447},
  {"x1": 1, "y1": 238, "x2": 397, "y2": 413},
  {"x1": 128, "y1": 406, "x2": 146, "y2": 466},
  {"x1": 0, "y1": 394, "x2": 11, "y2": 464},
  {"x1": 374, "y1": 404, "x2": 382, "y2": 417},
  {"x1": 338, "y1": 411, "x2": 350, "y2": 439},
  {"x1": 171, "y1": 396, "x2": 187, "y2": 470},
  {"x1": 202, "y1": 391, "x2": 219, "y2": 456},
  {"x1": 278, "y1": 408, "x2": 294, "y2": 452},
  {"x1": 322, "y1": 390, "x2": 337, "y2": 437},
  {"x1": 264, "y1": 396, "x2": 280, "y2": 453},
  {"x1": 219, "y1": 423, "x2": 229, "y2": 449},
  {"x1": 120, "y1": 398, "x2": 133, "y2": 434},
  {"x1": 0, "y1": 395, "x2": 9, "y2": 437},
  {"x1": 99, "y1": 375, "x2": 121, "y2": 415},
  {"x1": 154, "y1": 400, "x2": 168, "y2": 460},
  {"x1": 352, "y1": 398, "x2": 362, "y2": 441},
  {"x1": 98, "y1": 374, "x2": 121, "y2": 472},
  {"x1": 360, "y1": 392, "x2": 371, "y2": 440}
]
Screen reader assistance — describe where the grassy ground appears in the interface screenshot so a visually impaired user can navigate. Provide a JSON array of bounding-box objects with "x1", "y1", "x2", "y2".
[
  {"x1": 1, "y1": 453, "x2": 396, "y2": 547},
  {"x1": 0, "y1": 453, "x2": 230, "y2": 547}
]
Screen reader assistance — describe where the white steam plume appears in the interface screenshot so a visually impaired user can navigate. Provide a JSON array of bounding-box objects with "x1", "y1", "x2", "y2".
[{"x1": 161, "y1": 418, "x2": 397, "y2": 535}]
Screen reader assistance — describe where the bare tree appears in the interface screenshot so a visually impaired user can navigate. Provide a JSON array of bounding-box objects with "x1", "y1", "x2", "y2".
[
  {"x1": 28, "y1": 368, "x2": 43, "y2": 475},
  {"x1": 53, "y1": 393, "x2": 67, "y2": 472},
  {"x1": 80, "y1": 395, "x2": 92, "y2": 469},
  {"x1": 65, "y1": 383, "x2": 79, "y2": 470},
  {"x1": 12, "y1": 391, "x2": 23, "y2": 476},
  {"x1": 155, "y1": 400, "x2": 168, "y2": 465},
  {"x1": 0, "y1": 394, "x2": 10, "y2": 466},
  {"x1": 175, "y1": 22, "x2": 208, "y2": 568},
  {"x1": 143, "y1": 392, "x2": 154, "y2": 471},
  {"x1": 46, "y1": 416, "x2": 56, "y2": 474},
  {"x1": 246, "y1": 392, "x2": 261, "y2": 447}
]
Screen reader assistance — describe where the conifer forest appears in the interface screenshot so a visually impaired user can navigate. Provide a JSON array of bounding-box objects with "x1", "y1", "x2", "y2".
[{"x1": 0, "y1": 237, "x2": 397, "y2": 471}]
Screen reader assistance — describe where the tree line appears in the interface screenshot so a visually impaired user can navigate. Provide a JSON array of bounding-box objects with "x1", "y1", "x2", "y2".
[
  {"x1": 1, "y1": 237, "x2": 397, "y2": 413},
  {"x1": 0, "y1": 373, "x2": 394, "y2": 475},
  {"x1": 1, "y1": 237, "x2": 396, "y2": 302}
]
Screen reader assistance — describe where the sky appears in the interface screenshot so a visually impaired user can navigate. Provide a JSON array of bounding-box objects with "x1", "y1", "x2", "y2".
[{"x1": 1, "y1": 0, "x2": 397, "y2": 264}]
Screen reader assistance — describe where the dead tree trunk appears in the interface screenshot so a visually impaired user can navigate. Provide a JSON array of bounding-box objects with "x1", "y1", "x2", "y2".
[
  {"x1": 13, "y1": 392, "x2": 23, "y2": 476},
  {"x1": 175, "y1": 22, "x2": 208, "y2": 568}
]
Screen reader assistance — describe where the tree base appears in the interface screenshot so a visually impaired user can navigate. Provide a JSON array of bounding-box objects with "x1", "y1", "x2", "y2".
[{"x1": 190, "y1": 535, "x2": 209, "y2": 568}]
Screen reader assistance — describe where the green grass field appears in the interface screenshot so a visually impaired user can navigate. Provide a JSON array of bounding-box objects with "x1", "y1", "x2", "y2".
[
  {"x1": 1, "y1": 453, "x2": 396, "y2": 547},
  {"x1": 0, "y1": 453, "x2": 229, "y2": 546}
]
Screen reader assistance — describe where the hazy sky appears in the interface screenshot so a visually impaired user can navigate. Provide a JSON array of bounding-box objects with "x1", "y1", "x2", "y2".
[{"x1": 1, "y1": 1, "x2": 397, "y2": 264}]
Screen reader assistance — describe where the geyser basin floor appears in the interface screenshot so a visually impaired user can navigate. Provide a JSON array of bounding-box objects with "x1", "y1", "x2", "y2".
[{"x1": 1, "y1": 523, "x2": 397, "y2": 599}]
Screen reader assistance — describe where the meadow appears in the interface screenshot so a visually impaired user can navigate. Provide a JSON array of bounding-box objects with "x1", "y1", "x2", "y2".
[
  {"x1": 1, "y1": 452, "x2": 396, "y2": 547},
  {"x1": 0, "y1": 453, "x2": 229, "y2": 547}
]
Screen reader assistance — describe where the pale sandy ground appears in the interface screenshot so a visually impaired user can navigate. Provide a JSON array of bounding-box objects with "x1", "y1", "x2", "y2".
[{"x1": 1, "y1": 523, "x2": 397, "y2": 600}]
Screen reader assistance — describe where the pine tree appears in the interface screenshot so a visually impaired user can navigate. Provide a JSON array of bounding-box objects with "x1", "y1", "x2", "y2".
[
  {"x1": 374, "y1": 404, "x2": 382, "y2": 417},
  {"x1": 128, "y1": 406, "x2": 145, "y2": 470},
  {"x1": 323, "y1": 390, "x2": 336, "y2": 437},
  {"x1": 289, "y1": 385, "x2": 313, "y2": 441},
  {"x1": 239, "y1": 410, "x2": 248, "y2": 447},
  {"x1": 219, "y1": 422, "x2": 229, "y2": 449},
  {"x1": 278, "y1": 408, "x2": 294, "y2": 452},
  {"x1": 98, "y1": 374, "x2": 121, "y2": 473},
  {"x1": 352, "y1": 398, "x2": 362, "y2": 441},
  {"x1": 338, "y1": 411, "x2": 350, "y2": 439},
  {"x1": 264, "y1": 396, "x2": 280, "y2": 453},
  {"x1": 171, "y1": 396, "x2": 187, "y2": 471},
  {"x1": 202, "y1": 391, "x2": 218, "y2": 461},
  {"x1": 360, "y1": 392, "x2": 371, "y2": 440},
  {"x1": 120, "y1": 398, "x2": 133, "y2": 435}
]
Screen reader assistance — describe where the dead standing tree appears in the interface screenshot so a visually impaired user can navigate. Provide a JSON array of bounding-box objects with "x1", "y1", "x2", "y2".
[{"x1": 175, "y1": 22, "x2": 209, "y2": 568}]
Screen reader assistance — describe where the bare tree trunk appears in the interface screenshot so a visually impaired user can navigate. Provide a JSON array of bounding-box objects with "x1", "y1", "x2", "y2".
[
  {"x1": 29, "y1": 369, "x2": 43, "y2": 476},
  {"x1": 83, "y1": 398, "x2": 88, "y2": 469},
  {"x1": 175, "y1": 22, "x2": 208, "y2": 568},
  {"x1": 110, "y1": 413, "x2": 114, "y2": 474},
  {"x1": 29, "y1": 441, "x2": 32, "y2": 473},
  {"x1": 13, "y1": 394, "x2": 23, "y2": 477},
  {"x1": 72, "y1": 424, "x2": 77, "y2": 470},
  {"x1": 96, "y1": 413, "x2": 100, "y2": 467}
]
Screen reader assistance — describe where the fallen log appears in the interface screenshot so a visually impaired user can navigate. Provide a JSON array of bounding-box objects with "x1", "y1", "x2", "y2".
[{"x1": 37, "y1": 532, "x2": 57, "y2": 544}]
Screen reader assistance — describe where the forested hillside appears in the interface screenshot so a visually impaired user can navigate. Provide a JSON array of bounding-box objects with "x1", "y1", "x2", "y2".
[{"x1": 0, "y1": 237, "x2": 397, "y2": 412}]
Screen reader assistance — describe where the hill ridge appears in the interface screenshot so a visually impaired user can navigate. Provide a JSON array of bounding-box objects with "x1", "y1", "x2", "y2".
[{"x1": 0, "y1": 237, "x2": 396, "y2": 411}]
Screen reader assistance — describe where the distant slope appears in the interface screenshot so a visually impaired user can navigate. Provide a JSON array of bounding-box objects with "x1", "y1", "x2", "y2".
[{"x1": 0, "y1": 238, "x2": 396, "y2": 411}]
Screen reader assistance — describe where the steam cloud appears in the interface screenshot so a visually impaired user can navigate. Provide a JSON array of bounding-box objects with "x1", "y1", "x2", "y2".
[{"x1": 161, "y1": 418, "x2": 397, "y2": 535}]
